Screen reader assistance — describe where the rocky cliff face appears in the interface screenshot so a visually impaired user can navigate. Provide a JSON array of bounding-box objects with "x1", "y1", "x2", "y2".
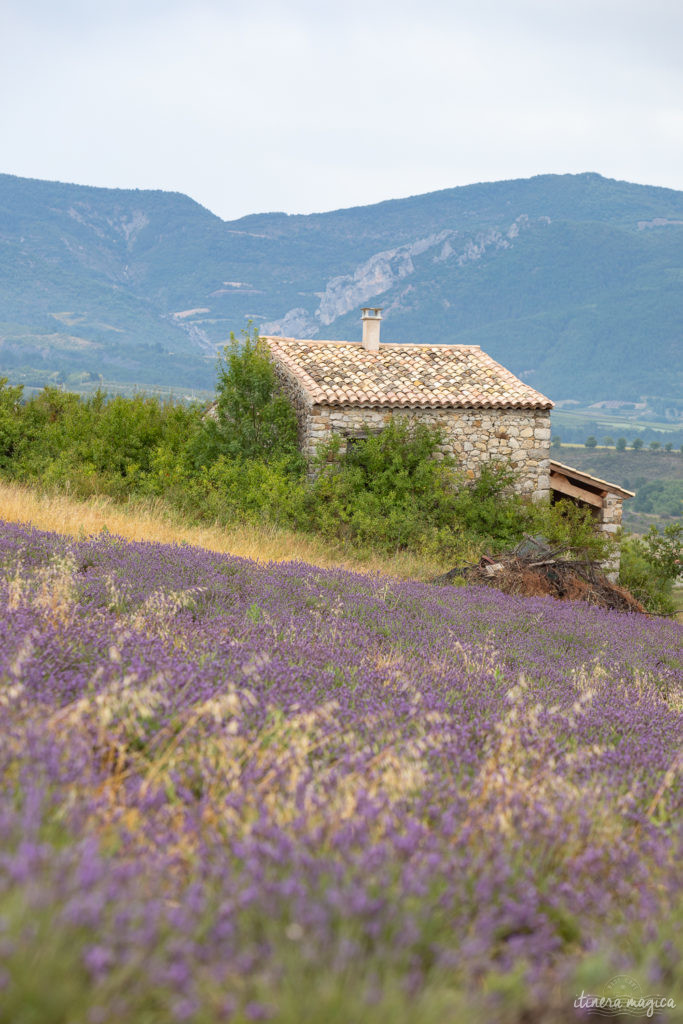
[
  {"x1": 315, "y1": 230, "x2": 454, "y2": 326},
  {"x1": 263, "y1": 216, "x2": 543, "y2": 337}
]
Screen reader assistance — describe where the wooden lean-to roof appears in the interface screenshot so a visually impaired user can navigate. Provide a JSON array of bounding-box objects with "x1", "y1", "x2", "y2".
[
  {"x1": 263, "y1": 337, "x2": 553, "y2": 411},
  {"x1": 550, "y1": 459, "x2": 634, "y2": 507}
]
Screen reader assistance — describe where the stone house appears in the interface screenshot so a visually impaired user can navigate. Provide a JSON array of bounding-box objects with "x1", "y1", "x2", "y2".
[
  {"x1": 264, "y1": 308, "x2": 553, "y2": 500},
  {"x1": 263, "y1": 307, "x2": 631, "y2": 577}
]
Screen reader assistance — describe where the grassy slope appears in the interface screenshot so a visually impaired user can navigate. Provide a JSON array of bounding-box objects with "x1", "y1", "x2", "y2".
[
  {"x1": 549, "y1": 448, "x2": 683, "y2": 488},
  {"x1": 0, "y1": 480, "x2": 446, "y2": 582},
  {"x1": 6, "y1": 477, "x2": 682, "y2": 622}
]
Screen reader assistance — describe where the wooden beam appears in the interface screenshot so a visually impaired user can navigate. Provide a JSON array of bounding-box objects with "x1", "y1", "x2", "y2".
[
  {"x1": 550, "y1": 472, "x2": 604, "y2": 508},
  {"x1": 549, "y1": 460, "x2": 634, "y2": 499}
]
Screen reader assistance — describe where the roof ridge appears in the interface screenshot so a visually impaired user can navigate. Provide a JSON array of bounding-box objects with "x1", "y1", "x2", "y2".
[{"x1": 263, "y1": 335, "x2": 482, "y2": 351}]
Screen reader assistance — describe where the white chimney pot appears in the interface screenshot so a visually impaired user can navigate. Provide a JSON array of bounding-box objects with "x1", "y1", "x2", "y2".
[{"x1": 361, "y1": 307, "x2": 382, "y2": 351}]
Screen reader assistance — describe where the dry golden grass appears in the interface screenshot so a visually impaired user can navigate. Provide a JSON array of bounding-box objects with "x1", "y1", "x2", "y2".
[{"x1": 0, "y1": 479, "x2": 444, "y2": 581}]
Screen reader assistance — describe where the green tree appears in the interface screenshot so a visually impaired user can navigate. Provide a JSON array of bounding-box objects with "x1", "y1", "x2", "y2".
[
  {"x1": 192, "y1": 327, "x2": 302, "y2": 470},
  {"x1": 585, "y1": 436, "x2": 597, "y2": 448},
  {"x1": 551, "y1": 435, "x2": 561, "y2": 447},
  {"x1": 0, "y1": 378, "x2": 24, "y2": 471},
  {"x1": 649, "y1": 441, "x2": 661, "y2": 451},
  {"x1": 632, "y1": 437, "x2": 644, "y2": 450},
  {"x1": 616, "y1": 437, "x2": 627, "y2": 451},
  {"x1": 664, "y1": 442, "x2": 673, "y2": 452},
  {"x1": 602, "y1": 435, "x2": 614, "y2": 447},
  {"x1": 642, "y1": 522, "x2": 683, "y2": 579}
]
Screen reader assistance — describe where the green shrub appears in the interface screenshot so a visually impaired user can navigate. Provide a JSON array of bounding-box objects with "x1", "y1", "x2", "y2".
[
  {"x1": 1, "y1": 385, "x2": 203, "y2": 499},
  {"x1": 297, "y1": 426, "x2": 536, "y2": 559},
  {"x1": 620, "y1": 524, "x2": 682, "y2": 615},
  {"x1": 192, "y1": 456, "x2": 306, "y2": 528},
  {"x1": 449, "y1": 463, "x2": 530, "y2": 550},
  {"x1": 528, "y1": 499, "x2": 614, "y2": 563},
  {"x1": 297, "y1": 424, "x2": 456, "y2": 553}
]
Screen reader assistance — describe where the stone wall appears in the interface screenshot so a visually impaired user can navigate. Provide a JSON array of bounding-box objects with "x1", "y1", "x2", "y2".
[
  {"x1": 276, "y1": 365, "x2": 551, "y2": 500},
  {"x1": 595, "y1": 491, "x2": 624, "y2": 583}
]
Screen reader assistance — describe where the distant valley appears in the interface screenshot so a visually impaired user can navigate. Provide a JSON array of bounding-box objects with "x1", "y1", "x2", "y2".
[{"x1": 0, "y1": 171, "x2": 681, "y2": 417}]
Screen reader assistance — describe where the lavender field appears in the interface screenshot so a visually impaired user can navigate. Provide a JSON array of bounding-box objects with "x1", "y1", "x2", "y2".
[{"x1": 1, "y1": 520, "x2": 681, "y2": 1024}]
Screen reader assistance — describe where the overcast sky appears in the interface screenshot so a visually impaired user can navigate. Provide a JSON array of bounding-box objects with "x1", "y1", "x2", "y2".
[{"x1": 2, "y1": 0, "x2": 681, "y2": 220}]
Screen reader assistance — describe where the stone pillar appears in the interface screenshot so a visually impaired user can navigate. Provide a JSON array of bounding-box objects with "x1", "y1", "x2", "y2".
[{"x1": 596, "y1": 492, "x2": 623, "y2": 583}]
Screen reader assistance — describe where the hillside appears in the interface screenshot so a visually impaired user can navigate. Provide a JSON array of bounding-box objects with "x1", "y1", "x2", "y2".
[{"x1": 1, "y1": 171, "x2": 682, "y2": 406}]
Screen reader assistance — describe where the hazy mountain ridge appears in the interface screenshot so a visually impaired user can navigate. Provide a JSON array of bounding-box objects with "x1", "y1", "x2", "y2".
[{"x1": 0, "y1": 171, "x2": 681, "y2": 406}]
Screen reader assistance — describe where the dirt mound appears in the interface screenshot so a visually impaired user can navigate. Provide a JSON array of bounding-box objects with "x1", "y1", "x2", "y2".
[{"x1": 435, "y1": 535, "x2": 647, "y2": 614}]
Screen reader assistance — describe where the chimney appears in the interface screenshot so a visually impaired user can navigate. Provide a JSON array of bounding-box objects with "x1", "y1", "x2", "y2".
[{"x1": 361, "y1": 307, "x2": 382, "y2": 351}]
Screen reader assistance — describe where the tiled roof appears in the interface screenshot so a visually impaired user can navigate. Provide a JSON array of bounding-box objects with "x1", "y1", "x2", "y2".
[{"x1": 264, "y1": 337, "x2": 553, "y2": 410}]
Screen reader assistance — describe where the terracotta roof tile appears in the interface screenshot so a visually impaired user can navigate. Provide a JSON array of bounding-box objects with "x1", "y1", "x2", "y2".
[{"x1": 264, "y1": 337, "x2": 553, "y2": 410}]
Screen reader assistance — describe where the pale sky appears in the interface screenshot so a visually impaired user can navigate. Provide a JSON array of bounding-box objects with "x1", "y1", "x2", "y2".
[{"x1": 2, "y1": 0, "x2": 681, "y2": 220}]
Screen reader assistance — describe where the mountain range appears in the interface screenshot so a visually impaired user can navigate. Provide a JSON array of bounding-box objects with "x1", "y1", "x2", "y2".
[{"x1": 0, "y1": 171, "x2": 681, "y2": 410}]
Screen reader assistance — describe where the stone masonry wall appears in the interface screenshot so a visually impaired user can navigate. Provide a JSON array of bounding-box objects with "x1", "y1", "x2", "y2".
[{"x1": 279, "y1": 372, "x2": 551, "y2": 499}]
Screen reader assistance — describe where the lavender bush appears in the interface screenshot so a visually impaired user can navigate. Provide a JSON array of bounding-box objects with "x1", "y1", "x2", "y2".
[{"x1": 0, "y1": 520, "x2": 681, "y2": 1023}]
